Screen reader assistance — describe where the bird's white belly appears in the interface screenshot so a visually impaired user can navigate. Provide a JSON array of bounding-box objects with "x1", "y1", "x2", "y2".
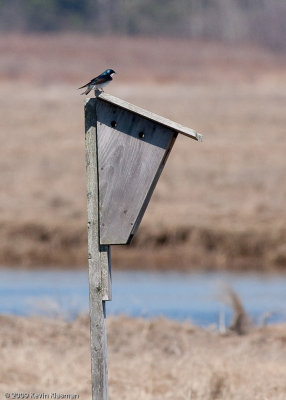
[{"x1": 96, "y1": 81, "x2": 110, "y2": 89}]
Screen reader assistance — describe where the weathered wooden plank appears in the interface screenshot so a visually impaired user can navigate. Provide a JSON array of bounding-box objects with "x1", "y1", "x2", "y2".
[
  {"x1": 130, "y1": 133, "x2": 178, "y2": 239},
  {"x1": 85, "y1": 98, "x2": 108, "y2": 400},
  {"x1": 100, "y1": 245, "x2": 112, "y2": 301},
  {"x1": 96, "y1": 99, "x2": 175, "y2": 245},
  {"x1": 96, "y1": 92, "x2": 203, "y2": 142}
]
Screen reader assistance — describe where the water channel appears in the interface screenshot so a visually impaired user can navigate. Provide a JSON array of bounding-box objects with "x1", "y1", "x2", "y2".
[{"x1": 1, "y1": 268, "x2": 285, "y2": 327}]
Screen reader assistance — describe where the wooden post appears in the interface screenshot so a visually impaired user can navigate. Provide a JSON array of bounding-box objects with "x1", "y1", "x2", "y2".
[
  {"x1": 85, "y1": 98, "x2": 110, "y2": 400},
  {"x1": 84, "y1": 92, "x2": 202, "y2": 400}
]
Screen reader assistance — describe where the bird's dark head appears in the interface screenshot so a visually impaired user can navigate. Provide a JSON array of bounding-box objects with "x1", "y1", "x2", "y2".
[{"x1": 106, "y1": 69, "x2": 116, "y2": 76}]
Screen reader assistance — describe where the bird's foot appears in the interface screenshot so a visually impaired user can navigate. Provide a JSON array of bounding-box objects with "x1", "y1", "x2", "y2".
[{"x1": 94, "y1": 88, "x2": 101, "y2": 97}]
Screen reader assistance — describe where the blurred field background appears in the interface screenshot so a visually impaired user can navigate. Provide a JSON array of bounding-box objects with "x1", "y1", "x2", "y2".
[
  {"x1": 1, "y1": 314, "x2": 286, "y2": 400},
  {"x1": 1, "y1": 11, "x2": 286, "y2": 271}
]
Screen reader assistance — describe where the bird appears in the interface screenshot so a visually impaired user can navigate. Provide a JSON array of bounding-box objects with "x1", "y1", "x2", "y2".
[{"x1": 78, "y1": 69, "x2": 116, "y2": 95}]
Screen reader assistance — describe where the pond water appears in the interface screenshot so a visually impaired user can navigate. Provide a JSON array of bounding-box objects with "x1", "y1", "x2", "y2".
[{"x1": 0, "y1": 268, "x2": 286, "y2": 327}]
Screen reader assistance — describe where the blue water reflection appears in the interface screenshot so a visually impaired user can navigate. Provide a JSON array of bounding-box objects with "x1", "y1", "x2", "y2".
[{"x1": 0, "y1": 268, "x2": 286, "y2": 327}]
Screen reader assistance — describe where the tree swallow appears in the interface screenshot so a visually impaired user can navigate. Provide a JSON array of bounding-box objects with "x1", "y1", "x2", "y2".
[{"x1": 78, "y1": 69, "x2": 116, "y2": 95}]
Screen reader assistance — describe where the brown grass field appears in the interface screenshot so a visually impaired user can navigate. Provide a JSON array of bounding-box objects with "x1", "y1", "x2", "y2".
[
  {"x1": 1, "y1": 314, "x2": 286, "y2": 399},
  {"x1": 0, "y1": 34, "x2": 286, "y2": 271},
  {"x1": 1, "y1": 34, "x2": 286, "y2": 399}
]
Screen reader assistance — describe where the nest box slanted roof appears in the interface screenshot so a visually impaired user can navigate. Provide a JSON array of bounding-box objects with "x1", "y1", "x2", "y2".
[
  {"x1": 96, "y1": 92, "x2": 203, "y2": 141},
  {"x1": 85, "y1": 93, "x2": 202, "y2": 246}
]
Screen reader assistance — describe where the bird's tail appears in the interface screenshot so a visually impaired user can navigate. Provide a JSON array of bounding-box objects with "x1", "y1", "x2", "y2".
[
  {"x1": 81, "y1": 87, "x2": 92, "y2": 95},
  {"x1": 78, "y1": 83, "x2": 88, "y2": 90},
  {"x1": 78, "y1": 83, "x2": 92, "y2": 95}
]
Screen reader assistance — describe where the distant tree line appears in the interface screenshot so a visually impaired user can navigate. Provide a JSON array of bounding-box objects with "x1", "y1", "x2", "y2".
[{"x1": 0, "y1": 0, "x2": 285, "y2": 51}]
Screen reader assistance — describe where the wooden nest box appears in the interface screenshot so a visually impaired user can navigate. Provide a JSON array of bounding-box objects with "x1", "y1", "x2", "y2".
[{"x1": 85, "y1": 92, "x2": 202, "y2": 247}]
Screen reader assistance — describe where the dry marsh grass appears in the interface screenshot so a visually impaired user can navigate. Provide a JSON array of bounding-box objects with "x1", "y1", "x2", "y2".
[
  {"x1": 0, "y1": 34, "x2": 286, "y2": 270},
  {"x1": 1, "y1": 314, "x2": 286, "y2": 399}
]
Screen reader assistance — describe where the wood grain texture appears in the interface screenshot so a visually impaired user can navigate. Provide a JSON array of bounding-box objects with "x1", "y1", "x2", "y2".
[
  {"x1": 96, "y1": 99, "x2": 175, "y2": 245},
  {"x1": 130, "y1": 133, "x2": 177, "y2": 239},
  {"x1": 100, "y1": 245, "x2": 112, "y2": 301},
  {"x1": 96, "y1": 92, "x2": 203, "y2": 142},
  {"x1": 85, "y1": 98, "x2": 109, "y2": 400}
]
